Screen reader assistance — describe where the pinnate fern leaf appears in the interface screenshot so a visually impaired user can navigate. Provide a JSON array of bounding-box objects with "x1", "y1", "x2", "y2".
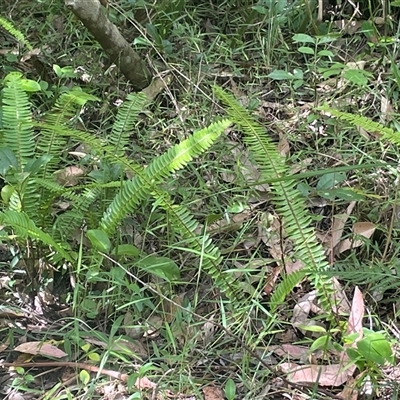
[
  {"x1": 0, "y1": 210, "x2": 73, "y2": 262},
  {"x1": 0, "y1": 17, "x2": 32, "y2": 50},
  {"x1": 214, "y1": 86, "x2": 335, "y2": 313},
  {"x1": 107, "y1": 92, "x2": 148, "y2": 155},
  {"x1": 100, "y1": 119, "x2": 231, "y2": 234},
  {"x1": 152, "y1": 191, "x2": 243, "y2": 300},
  {"x1": 318, "y1": 105, "x2": 400, "y2": 145},
  {"x1": 1, "y1": 72, "x2": 35, "y2": 169}
]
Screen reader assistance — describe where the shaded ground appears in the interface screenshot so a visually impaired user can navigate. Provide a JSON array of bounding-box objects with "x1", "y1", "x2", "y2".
[{"x1": 1, "y1": 0, "x2": 400, "y2": 399}]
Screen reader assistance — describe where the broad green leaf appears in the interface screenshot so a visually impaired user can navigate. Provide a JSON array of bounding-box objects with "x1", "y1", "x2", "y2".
[
  {"x1": 19, "y1": 79, "x2": 41, "y2": 92},
  {"x1": 267, "y1": 70, "x2": 294, "y2": 80},
  {"x1": 79, "y1": 370, "x2": 90, "y2": 385},
  {"x1": 112, "y1": 244, "x2": 141, "y2": 258},
  {"x1": 317, "y1": 172, "x2": 346, "y2": 190},
  {"x1": 1, "y1": 185, "x2": 15, "y2": 204},
  {"x1": 0, "y1": 148, "x2": 18, "y2": 174},
  {"x1": 357, "y1": 332, "x2": 394, "y2": 365},
  {"x1": 136, "y1": 256, "x2": 180, "y2": 282},
  {"x1": 321, "y1": 68, "x2": 343, "y2": 79},
  {"x1": 292, "y1": 33, "x2": 315, "y2": 44},
  {"x1": 24, "y1": 156, "x2": 52, "y2": 175},
  {"x1": 293, "y1": 68, "x2": 304, "y2": 79},
  {"x1": 53, "y1": 64, "x2": 62, "y2": 77},
  {"x1": 346, "y1": 347, "x2": 361, "y2": 362},
  {"x1": 81, "y1": 343, "x2": 91, "y2": 353},
  {"x1": 317, "y1": 35, "x2": 338, "y2": 45},
  {"x1": 298, "y1": 46, "x2": 314, "y2": 55},
  {"x1": 297, "y1": 182, "x2": 311, "y2": 196},
  {"x1": 88, "y1": 352, "x2": 101, "y2": 362},
  {"x1": 225, "y1": 379, "x2": 236, "y2": 400},
  {"x1": 317, "y1": 50, "x2": 335, "y2": 57},
  {"x1": 87, "y1": 229, "x2": 111, "y2": 253},
  {"x1": 297, "y1": 324, "x2": 327, "y2": 333},
  {"x1": 319, "y1": 188, "x2": 365, "y2": 201},
  {"x1": 310, "y1": 335, "x2": 330, "y2": 352},
  {"x1": 293, "y1": 80, "x2": 304, "y2": 90}
]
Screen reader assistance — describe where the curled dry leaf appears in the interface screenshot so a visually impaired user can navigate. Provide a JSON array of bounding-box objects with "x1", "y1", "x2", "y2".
[
  {"x1": 14, "y1": 342, "x2": 67, "y2": 359},
  {"x1": 330, "y1": 277, "x2": 351, "y2": 315},
  {"x1": 54, "y1": 166, "x2": 85, "y2": 187},
  {"x1": 331, "y1": 201, "x2": 356, "y2": 251}
]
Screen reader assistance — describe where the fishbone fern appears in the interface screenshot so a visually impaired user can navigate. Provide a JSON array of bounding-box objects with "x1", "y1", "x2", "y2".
[
  {"x1": 38, "y1": 119, "x2": 243, "y2": 300},
  {"x1": 100, "y1": 119, "x2": 232, "y2": 234},
  {"x1": 214, "y1": 86, "x2": 336, "y2": 314},
  {"x1": 0, "y1": 72, "x2": 243, "y2": 302},
  {"x1": 318, "y1": 105, "x2": 400, "y2": 145},
  {"x1": 0, "y1": 17, "x2": 32, "y2": 51}
]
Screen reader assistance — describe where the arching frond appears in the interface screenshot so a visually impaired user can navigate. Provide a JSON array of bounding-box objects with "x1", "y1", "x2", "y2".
[
  {"x1": 1, "y1": 72, "x2": 35, "y2": 169},
  {"x1": 152, "y1": 190, "x2": 243, "y2": 300},
  {"x1": 37, "y1": 89, "x2": 99, "y2": 178},
  {"x1": 214, "y1": 86, "x2": 335, "y2": 313},
  {"x1": 0, "y1": 210, "x2": 73, "y2": 262},
  {"x1": 100, "y1": 119, "x2": 231, "y2": 234},
  {"x1": 0, "y1": 17, "x2": 32, "y2": 50},
  {"x1": 107, "y1": 92, "x2": 148, "y2": 156}
]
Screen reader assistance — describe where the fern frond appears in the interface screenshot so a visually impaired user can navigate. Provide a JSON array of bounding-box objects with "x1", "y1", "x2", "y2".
[
  {"x1": 36, "y1": 119, "x2": 240, "y2": 299},
  {"x1": 54, "y1": 187, "x2": 104, "y2": 241},
  {"x1": 100, "y1": 119, "x2": 231, "y2": 234},
  {"x1": 1, "y1": 72, "x2": 35, "y2": 169},
  {"x1": 0, "y1": 17, "x2": 33, "y2": 50},
  {"x1": 152, "y1": 190, "x2": 243, "y2": 300},
  {"x1": 327, "y1": 259, "x2": 400, "y2": 295},
  {"x1": 0, "y1": 210, "x2": 73, "y2": 262},
  {"x1": 107, "y1": 92, "x2": 148, "y2": 156},
  {"x1": 38, "y1": 89, "x2": 99, "y2": 178},
  {"x1": 318, "y1": 105, "x2": 400, "y2": 146},
  {"x1": 270, "y1": 270, "x2": 306, "y2": 313},
  {"x1": 214, "y1": 86, "x2": 334, "y2": 313}
]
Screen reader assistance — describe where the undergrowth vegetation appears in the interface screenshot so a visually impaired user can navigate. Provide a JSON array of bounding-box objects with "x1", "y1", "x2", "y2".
[{"x1": 1, "y1": 0, "x2": 400, "y2": 399}]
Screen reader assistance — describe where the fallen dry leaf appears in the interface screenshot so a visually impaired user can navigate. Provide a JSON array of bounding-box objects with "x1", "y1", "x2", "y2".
[
  {"x1": 347, "y1": 286, "x2": 364, "y2": 340},
  {"x1": 331, "y1": 201, "x2": 356, "y2": 253},
  {"x1": 263, "y1": 266, "x2": 281, "y2": 295},
  {"x1": 338, "y1": 376, "x2": 360, "y2": 400},
  {"x1": 336, "y1": 221, "x2": 376, "y2": 254},
  {"x1": 278, "y1": 131, "x2": 290, "y2": 156},
  {"x1": 54, "y1": 166, "x2": 85, "y2": 186},
  {"x1": 330, "y1": 277, "x2": 351, "y2": 315},
  {"x1": 335, "y1": 286, "x2": 365, "y2": 383},
  {"x1": 14, "y1": 342, "x2": 67, "y2": 359},
  {"x1": 269, "y1": 344, "x2": 309, "y2": 360},
  {"x1": 280, "y1": 362, "x2": 349, "y2": 386}
]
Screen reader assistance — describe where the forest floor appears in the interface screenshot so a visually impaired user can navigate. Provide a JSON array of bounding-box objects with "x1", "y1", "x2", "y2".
[{"x1": 1, "y1": 1, "x2": 400, "y2": 399}]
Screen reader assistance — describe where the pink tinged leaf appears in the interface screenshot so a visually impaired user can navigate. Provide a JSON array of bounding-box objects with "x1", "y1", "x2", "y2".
[
  {"x1": 134, "y1": 376, "x2": 157, "y2": 389},
  {"x1": 347, "y1": 286, "x2": 364, "y2": 340},
  {"x1": 280, "y1": 362, "x2": 350, "y2": 386}
]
